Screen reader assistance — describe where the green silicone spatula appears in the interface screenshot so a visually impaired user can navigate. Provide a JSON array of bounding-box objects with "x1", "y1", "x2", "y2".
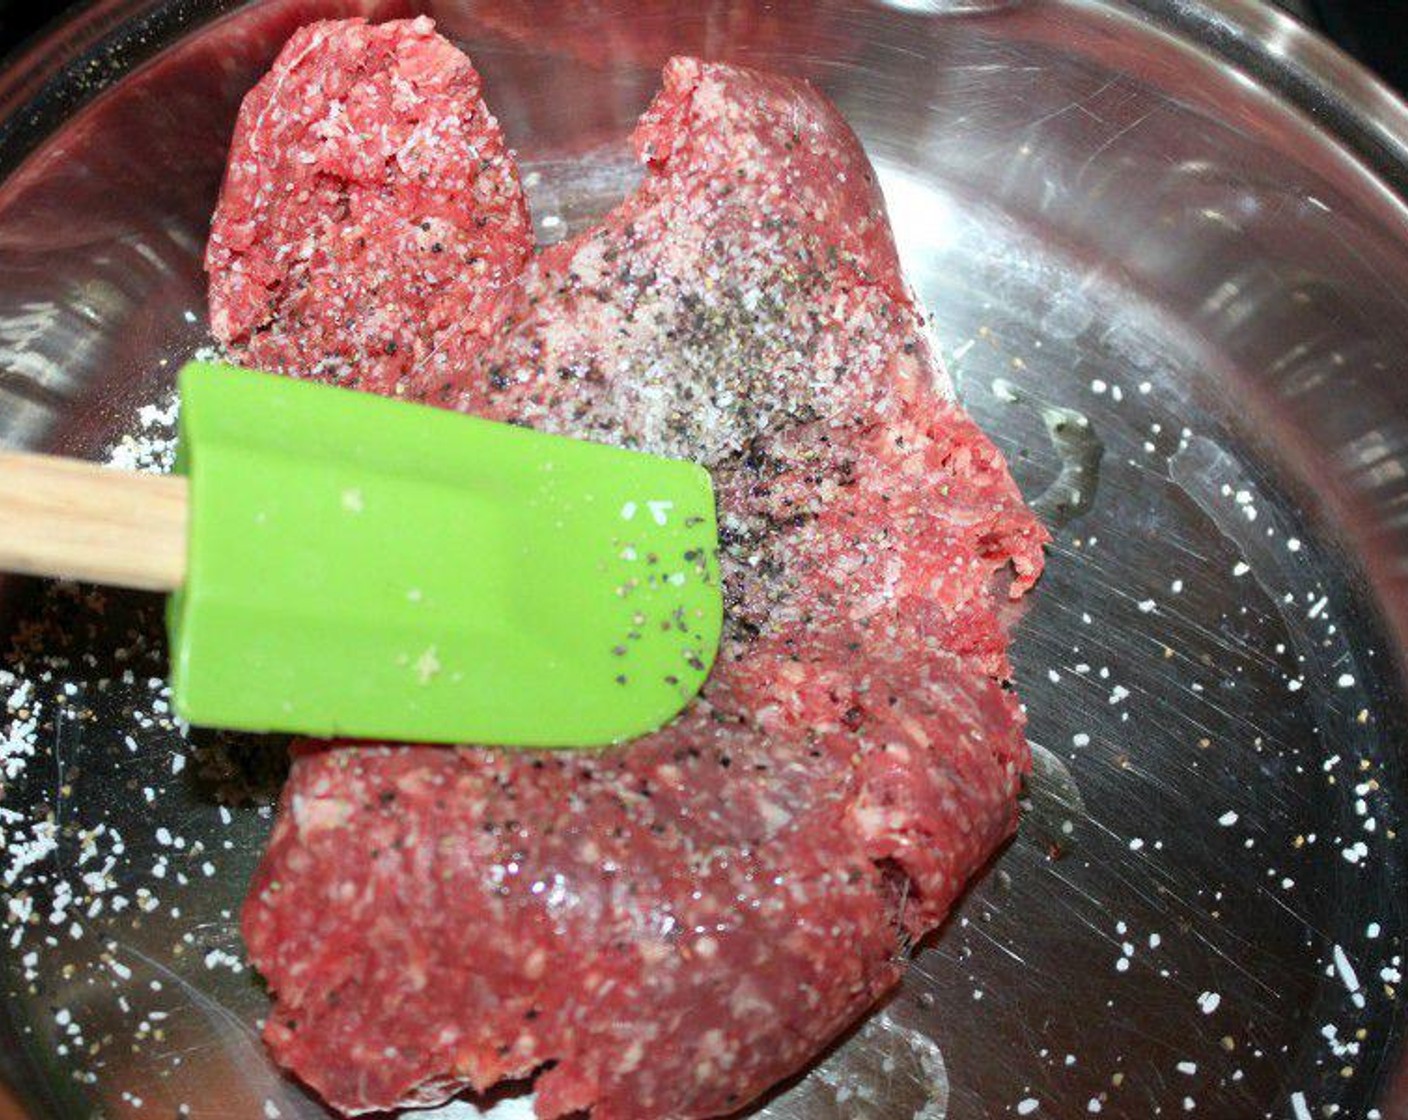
[{"x1": 0, "y1": 361, "x2": 723, "y2": 747}]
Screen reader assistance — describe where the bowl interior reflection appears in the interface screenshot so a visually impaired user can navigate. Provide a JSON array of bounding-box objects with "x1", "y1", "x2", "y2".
[{"x1": 0, "y1": 2, "x2": 1405, "y2": 1118}]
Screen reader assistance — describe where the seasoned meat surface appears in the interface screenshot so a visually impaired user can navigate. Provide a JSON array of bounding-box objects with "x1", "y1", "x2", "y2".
[
  {"x1": 206, "y1": 15, "x2": 532, "y2": 396},
  {"x1": 218, "y1": 36, "x2": 1047, "y2": 1120}
]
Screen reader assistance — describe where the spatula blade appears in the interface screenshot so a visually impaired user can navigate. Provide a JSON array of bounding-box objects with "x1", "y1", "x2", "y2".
[{"x1": 167, "y1": 362, "x2": 722, "y2": 747}]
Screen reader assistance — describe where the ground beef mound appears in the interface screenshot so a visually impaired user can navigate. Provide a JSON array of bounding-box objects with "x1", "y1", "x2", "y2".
[
  {"x1": 205, "y1": 15, "x2": 532, "y2": 397},
  {"x1": 215, "y1": 30, "x2": 1048, "y2": 1120}
]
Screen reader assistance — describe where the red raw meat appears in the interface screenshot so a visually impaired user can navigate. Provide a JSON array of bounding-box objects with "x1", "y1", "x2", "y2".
[
  {"x1": 246, "y1": 642, "x2": 1025, "y2": 1118},
  {"x1": 228, "y1": 44, "x2": 1047, "y2": 1120},
  {"x1": 205, "y1": 16, "x2": 532, "y2": 396}
]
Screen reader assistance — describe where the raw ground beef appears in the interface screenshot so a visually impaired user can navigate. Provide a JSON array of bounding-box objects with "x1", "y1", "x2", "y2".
[
  {"x1": 219, "y1": 28, "x2": 1048, "y2": 1120},
  {"x1": 205, "y1": 16, "x2": 532, "y2": 397}
]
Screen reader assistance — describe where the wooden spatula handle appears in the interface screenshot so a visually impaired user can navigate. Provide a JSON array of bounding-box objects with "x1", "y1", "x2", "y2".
[{"x1": 0, "y1": 451, "x2": 189, "y2": 592}]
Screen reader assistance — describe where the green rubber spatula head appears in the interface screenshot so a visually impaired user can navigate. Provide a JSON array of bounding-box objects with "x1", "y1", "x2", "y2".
[
  {"x1": 170, "y1": 362, "x2": 723, "y2": 747},
  {"x1": 0, "y1": 361, "x2": 723, "y2": 748}
]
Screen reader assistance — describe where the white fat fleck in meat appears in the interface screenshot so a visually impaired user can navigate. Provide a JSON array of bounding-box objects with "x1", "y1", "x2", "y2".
[
  {"x1": 291, "y1": 795, "x2": 355, "y2": 838},
  {"x1": 750, "y1": 796, "x2": 794, "y2": 838},
  {"x1": 618, "y1": 1040, "x2": 647, "y2": 1075}
]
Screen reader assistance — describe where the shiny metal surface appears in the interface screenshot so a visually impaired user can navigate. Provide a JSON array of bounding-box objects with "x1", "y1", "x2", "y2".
[{"x1": 2, "y1": 1, "x2": 1407, "y2": 1118}]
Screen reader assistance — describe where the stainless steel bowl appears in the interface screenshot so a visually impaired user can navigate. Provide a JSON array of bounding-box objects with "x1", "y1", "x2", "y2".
[{"x1": 2, "y1": 1, "x2": 1406, "y2": 1117}]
